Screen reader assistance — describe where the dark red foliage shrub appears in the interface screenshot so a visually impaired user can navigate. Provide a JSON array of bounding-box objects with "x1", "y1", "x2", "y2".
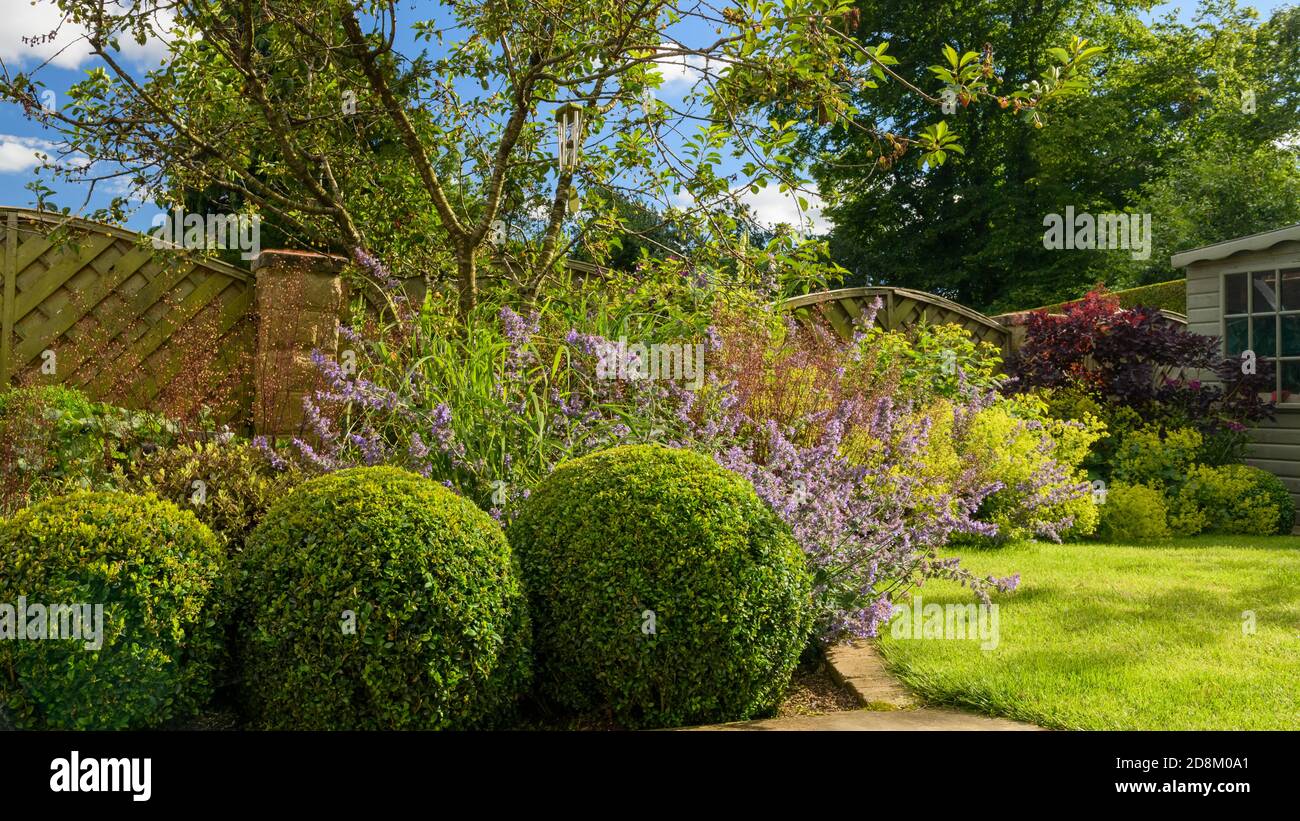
[{"x1": 1008, "y1": 289, "x2": 1274, "y2": 433}]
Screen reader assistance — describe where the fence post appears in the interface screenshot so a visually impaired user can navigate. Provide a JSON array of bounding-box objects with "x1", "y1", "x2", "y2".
[
  {"x1": 1, "y1": 213, "x2": 16, "y2": 386},
  {"x1": 252, "y1": 249, "x2": 347, "y2": 438}
]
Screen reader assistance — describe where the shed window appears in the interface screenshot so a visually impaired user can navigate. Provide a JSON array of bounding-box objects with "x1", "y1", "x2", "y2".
[{"x1": 1225, "y1": 268, "x2": 1300, "y2": 402}]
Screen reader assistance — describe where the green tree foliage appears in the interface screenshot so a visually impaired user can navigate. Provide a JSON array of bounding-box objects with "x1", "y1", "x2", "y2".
[
  {"x1": 813, "y1": 0, "x2": 1299, "y2": 312},
  {"x1": 2, "y1": 0, "x2": 1092, "y2": 317}
]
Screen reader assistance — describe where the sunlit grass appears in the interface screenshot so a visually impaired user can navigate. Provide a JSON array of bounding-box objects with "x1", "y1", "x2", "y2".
[{"x1": 877, "y1": 536, "x2": 1300, "y2": 730}]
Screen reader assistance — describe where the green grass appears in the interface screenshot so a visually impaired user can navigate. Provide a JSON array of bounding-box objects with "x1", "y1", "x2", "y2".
[{"x1": 877, "y1": 536, "x2": 1300, "y2": 730}]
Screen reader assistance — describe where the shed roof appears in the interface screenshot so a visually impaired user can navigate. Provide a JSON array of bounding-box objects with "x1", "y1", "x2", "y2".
[{"x1": 1170, "y1": 223, "x2": 1300, "y2": 268}]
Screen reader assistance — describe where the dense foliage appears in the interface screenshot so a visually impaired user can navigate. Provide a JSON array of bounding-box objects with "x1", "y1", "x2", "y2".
[
  {"x1": 1010, "y1": 290, "x2": 1274, "y2": 440},
  {"x1": 0, "y1": 0, "x2": 1092, "y2": 316},
  {"x1": 1, "y1": 0, "x2": 1295, "y2": 734},
  {"x1": 1014, "y1": 290, "x2": 1289, "y2": 541},
  {"x1": 956, "y1": 394, "x2": 1101, "y2": 543},
  {"x1": 1096, "y1": 482, "x2": 1171, "y2": 542},
  {"x1": 123, "y1": 439, "x2": 304, "y2": 555},
  {"x1": 236, "y1": 467, "x2": 531, "y2": 729},
  {"x1": 0, "y1": 385, "x2": 181, "y2": 517},
  {"x1": 813, "y1": 0, "x2": 1300, "y2": 311},
  {"x1": 0, "y1": 492, "x2": 226, "y2": 729},
  {"x1": 1169, "y1": 464, "x2": 1294, "y2": 537},
  {"x1": 507, "y1": 445, "x2": 811, "y2": 728},
  {"x1": 276, "y1": 263, "x2": 1035, "y2": 642}
]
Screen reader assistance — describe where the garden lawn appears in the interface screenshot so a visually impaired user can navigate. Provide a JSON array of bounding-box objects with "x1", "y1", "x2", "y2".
[{"x1": 877, "y1": 536, "x2": 1300, "y2": 730}]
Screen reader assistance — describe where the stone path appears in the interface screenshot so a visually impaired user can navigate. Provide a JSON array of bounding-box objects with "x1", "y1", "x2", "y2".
[
  {"x1": 692, "y1": 706, "x2": 1042, "y2": 731},
  {"x1": 690, "y1": 641, "x2": 1043, "y2": 731}
]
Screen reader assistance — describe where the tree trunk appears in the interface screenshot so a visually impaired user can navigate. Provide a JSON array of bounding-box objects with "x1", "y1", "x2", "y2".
[{"x1": 457, "y1": 246, "x2": 477, "y2": 321}]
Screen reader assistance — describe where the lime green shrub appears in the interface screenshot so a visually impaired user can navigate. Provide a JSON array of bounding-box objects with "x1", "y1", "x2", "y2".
[
  {"x1": 1169, "y1": 464, "x2": 1291, "y2": 536},
  {"x1": 1112, "y1": 425, "x2": 1202, "y2": 488},
  {"x1": 1097, "y1": 482, "x2": 1171, "y2": 542},
  {"x1": 1249, "y1": 467, "x2": 1296, "y2": 535},
  {"x1": 0, "y1": 383, "x2": 95, "y2": 418},
  {"x1": 125, "y1": 439, "x2": 303, "y2": 554},
  {"x1": 957, "y1": 395, "x2": 1102, "y2": 542},
  {"x1": 507, "y1": 445, "x2": 812, "y2": 729},
  {"x1": 0, "y1": 492, "x2": 226, "y2": 729},
  {"x1": 237, "y1": 466, "x2": 530, "y2": 729}
]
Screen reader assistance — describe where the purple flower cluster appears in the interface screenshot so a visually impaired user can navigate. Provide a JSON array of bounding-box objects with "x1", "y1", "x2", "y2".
[
  {"x1": 707, "y1": 396, "x2": 1009, "y2": 641},
  {"x1": 352, "y1": 247, "x2": 401, "y2": 291}
]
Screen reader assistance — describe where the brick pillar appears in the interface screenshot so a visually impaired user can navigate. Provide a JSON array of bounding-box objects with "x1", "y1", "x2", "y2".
[{"x1": 253, "y1": 250, "x2": 347, "y2": 437}]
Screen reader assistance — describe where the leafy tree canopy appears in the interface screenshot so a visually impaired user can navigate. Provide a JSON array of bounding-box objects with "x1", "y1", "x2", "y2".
[{"x1": 811, "y1": 0, "x2": 1300, "y2": 313}]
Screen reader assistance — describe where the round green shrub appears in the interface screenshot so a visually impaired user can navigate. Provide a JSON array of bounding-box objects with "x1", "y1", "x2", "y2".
[
  {"x1": 1112, "y1": 425, "x2": 1203, "y2": 489},
  {"x1": 0, "y1": 491, "x2": 226, "y2": 729},
  {"x1": 124, "y1": 439, "x2": 304, "y2": 555},
  {"x1": 1238, "y1": 465, "x2": 1295, "y2": 535},
  {"x1": 1170, "y1": 464, "x2": 1292, "y2": 537},
  {"x1": 507, "y1": 444, "x2": 813, "y2": 729},
  {"x1": 236, "y1": 466, "x2": 530, "y2": 729},
  {"x1": 1096, "y1": 482, "x2": 1171, "y2": 542}
]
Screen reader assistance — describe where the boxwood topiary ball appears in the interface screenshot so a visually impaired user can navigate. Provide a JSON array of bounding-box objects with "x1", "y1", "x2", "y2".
[
  {"x1": 507, "y1": 444, "x2": 812, "y2": 728},
  {"x1": 236, "y1": 466, "x2": 530, "y2": 729},
  {"x1": 0, "y1": 491, "x2": 227, "y2": 729}
]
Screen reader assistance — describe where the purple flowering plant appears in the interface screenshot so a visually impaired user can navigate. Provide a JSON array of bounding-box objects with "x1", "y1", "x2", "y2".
[
  {"x1": 271, "y1": 257, "x2": 717, "y2": 520},
  {"x1": 267, "y1": 252, "x2": 1043, "y2": 643}
]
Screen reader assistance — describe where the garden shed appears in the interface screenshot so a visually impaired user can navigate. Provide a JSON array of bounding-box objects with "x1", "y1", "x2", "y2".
[{"x1": 1174, "y1": 223, "x2": 1300, "y2": 504}]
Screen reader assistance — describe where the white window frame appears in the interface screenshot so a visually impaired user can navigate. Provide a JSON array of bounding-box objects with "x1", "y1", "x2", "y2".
[{"x1": 1221, "y1": 266, "x2": 1300, "y2": 406}]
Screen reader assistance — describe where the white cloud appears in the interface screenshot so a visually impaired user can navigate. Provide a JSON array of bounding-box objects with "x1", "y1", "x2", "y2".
[
  {"x1": 0, "y1": 135, "x2": 55, "y2": 174},
  {"x1": 650, "y1": 45, "x2": 711, "y2": 91},
  {"x1": 665, "y1": 183, "x2": 826, "y2": 237},
  {"x1": 669, "y1": 183, "x2": 830, "y2": 235},
  {"x1": 739, "y1": 184, "x2": 831, "y2": 235},
  {"x1": 0, "y1": 1, "x2": 176, "y2": 71}
]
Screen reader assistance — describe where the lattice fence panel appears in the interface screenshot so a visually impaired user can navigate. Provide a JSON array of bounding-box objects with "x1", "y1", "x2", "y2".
[
  {"x1": 779, "y1": 286, "x2": 1013, "y2": 355},
  {"x1": 1, "y1": 208, "x2": 255, "y2": 425}
]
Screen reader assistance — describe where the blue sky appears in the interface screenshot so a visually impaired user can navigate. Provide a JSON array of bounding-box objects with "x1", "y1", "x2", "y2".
[{"x1": 0, "y1": 0, "x2": 1292, "y2": 234}]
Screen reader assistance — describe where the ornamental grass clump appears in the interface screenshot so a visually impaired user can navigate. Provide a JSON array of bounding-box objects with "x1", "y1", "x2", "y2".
[{"x1": 270, "y1": 255, "x2": 711, "y2": 519}]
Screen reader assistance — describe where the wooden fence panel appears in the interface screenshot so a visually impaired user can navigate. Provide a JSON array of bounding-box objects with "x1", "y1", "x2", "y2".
[
  {"x1": 0, "y1": 207, "x2": 255, "y2": 426},
  {"x1": 779, "y1": 286, "x2": 1013, "y2": 355}
]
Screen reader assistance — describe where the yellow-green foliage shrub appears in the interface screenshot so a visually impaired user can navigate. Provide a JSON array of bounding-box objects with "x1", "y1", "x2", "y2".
[
  {"x1": 842, "y1": 401, "x2": 967, "y2": 526},
  {"x1": 1097, "y1": 483, "x2": 1172, "y2": 542},
  {"x1": 123, "y1": 439, "x2": 303, "y2": 555},
  {"x1": 1168, "y1": 464, "x2": 1287, "y2": 536},
  {"x1": 1112, "y1": 425, "x2": 1203, "y2": 489},
  {"x1": 957, "y1": 394, "x2": 1103, "y2": 542},
  {"x1": 850, "y1": 321, "x2": 1003, "y2": 407}
]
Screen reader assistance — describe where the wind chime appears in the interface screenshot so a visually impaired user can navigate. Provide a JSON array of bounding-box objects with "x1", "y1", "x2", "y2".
[{"x1": 555, "y1": 102, "x2": 583, "y2": 214}]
